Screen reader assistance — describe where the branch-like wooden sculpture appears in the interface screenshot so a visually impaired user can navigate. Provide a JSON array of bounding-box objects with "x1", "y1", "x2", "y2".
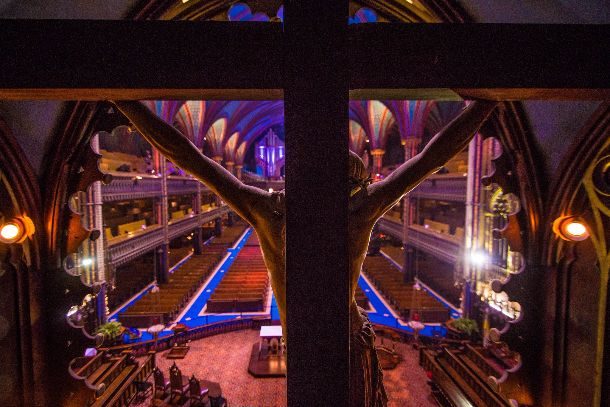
[{"x1": 113, "y1": 99, "x2": 497, "y2": 406}]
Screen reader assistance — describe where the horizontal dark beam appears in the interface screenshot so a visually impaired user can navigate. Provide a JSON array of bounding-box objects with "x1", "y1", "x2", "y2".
[
  {"x1": 0, "y1": 20, "x2": 283, "y2": 90},
  {"x1": 349, "y1": 24, "x2": 610, "y2": 92},
  {"x1": 0, "y1": 21, "x2": 608, "y2": 99},
  {"x1": 350, "y1": 88, "x2": 610, "y2": 101},
  {"x1": 0, "y1": 88, "x2": 284, "y2": 100}
]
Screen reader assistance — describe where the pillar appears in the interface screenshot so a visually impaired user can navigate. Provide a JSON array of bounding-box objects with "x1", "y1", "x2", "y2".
[
  {"x1": 370, "y1": 148, "x2": 385, "y2": 176},
  {"x1": 214, "y1": 217, "x2": 223, "y2": 236},
  {"x1": 155, "y1": 245, "x2": 169, "y2": 284},
  {"x1": 234, "y1": 165, "x2": 243, "y2": 180},
  {"x1": 225, "y1": 161, "x2": 234, "y2": 175}
]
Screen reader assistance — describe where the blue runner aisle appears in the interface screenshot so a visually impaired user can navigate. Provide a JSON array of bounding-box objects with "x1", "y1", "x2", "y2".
[
  {"x1": 358, "y1": 274, "x2": 447, "y2": 338},
  {"x1": 118, "y1": 226, "x2": 450, "y2": 342}
]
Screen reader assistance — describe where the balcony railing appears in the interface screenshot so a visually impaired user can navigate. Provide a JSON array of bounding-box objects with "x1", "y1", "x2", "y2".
[
  {"x1": 107, "y1": 206, "x2": 230, "y2": 267},
  {"x1": 377, "y1": 216, "x2": 403, "y2": 241},
  {"x1": 167, "y1": 175, "x2": 204, "y2": 195},
  {"x1": 376, "y1": 218, "x2": 462, "y2": 263},
  {"x1": 245, "y1": 180, "x2": 285, "y2": 191},
  {"x1": 406, "y1": 224, "x2": 462, "y2": 264},
  {"x1": 107, "y1": 224, "x2": 165, "y2": 267},
  {"x1": 101, "y1": 172, "x2": 162, "y2": 202},
  {"x1": 102, "y1": 172, "x2": 212, "y2": 202},
  {"x1": 408, "y1": 173, "x2": 467, "y2": 202}
]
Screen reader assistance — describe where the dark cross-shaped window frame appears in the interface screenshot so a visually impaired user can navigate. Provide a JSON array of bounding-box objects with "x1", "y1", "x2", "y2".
[{"x1": 0, "y1": 3, "x2": 608, "y2": 405}]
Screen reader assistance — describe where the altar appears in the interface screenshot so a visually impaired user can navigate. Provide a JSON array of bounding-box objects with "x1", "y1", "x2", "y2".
[
  {"x1": 259, "y1": 325, "x2": 284, "y2": 357},
  {"x1": 248, "y1": 325, "x2": 287, "y2": 377}
]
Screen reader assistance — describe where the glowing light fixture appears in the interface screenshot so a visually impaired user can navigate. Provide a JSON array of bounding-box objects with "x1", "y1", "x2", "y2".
[
  {"x1": 553, "y1": 216, "x2": 590, "y2": 241},
  {"x1": 81, "y1": 258, "x2": 93, "y2": 267},
  {"x1": 469, "y1": 250, "x2": 488, "y2": 267},
  {"x1": 0, "y1": 216, "x2": 35, "y2": 244}
]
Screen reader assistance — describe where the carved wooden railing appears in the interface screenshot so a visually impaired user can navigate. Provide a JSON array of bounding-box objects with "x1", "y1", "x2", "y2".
[
  {"x1": 420, "y1": 348, "x2": 476, "y2": 407},
  {"x1": 441, "y1": 347, "x2": 512, "y2": 407},
  {"x1": 92, "y1": 352, "x2": 155, "y2": 407},
  {"x1": 409, "y1": 173, "x2": 468, "y2": 202},
  {"x1": 87, "y1": 352, "x2": 130, "y2": 398}
]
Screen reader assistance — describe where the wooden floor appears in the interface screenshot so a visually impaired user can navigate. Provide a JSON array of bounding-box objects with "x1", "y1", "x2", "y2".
[{"x1": 134, "y1": 329, "x2": 436, "y2": 407}]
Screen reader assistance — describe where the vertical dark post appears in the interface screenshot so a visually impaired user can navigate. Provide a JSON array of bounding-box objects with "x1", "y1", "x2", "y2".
[
  {"x1": 403, "y1": 245, "x2": 416, "y2": 283},
  {"x1": 155, "y1": 246, "x2": 168, "y2": 284},
  {"x1": 285, "y1": 1, "x2": 350, "y2": 405},
  {"x1": 214, "y1": 217, "x2": 223, "y2": 236}
]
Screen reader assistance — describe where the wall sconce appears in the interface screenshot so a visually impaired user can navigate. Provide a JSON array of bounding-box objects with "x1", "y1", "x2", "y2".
[
  {"x1": 0, "y1": 216, "x2": 35, "y2": 244},
  {"x1": 553, "y1": 216, "x2": 590, "y2": 242}
]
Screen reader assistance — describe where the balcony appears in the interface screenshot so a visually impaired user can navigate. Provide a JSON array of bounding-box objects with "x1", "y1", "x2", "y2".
[
  {"x1": 107, "y1": 206, "x2": 230, "y2": 267},
  {"x1": 101, "y1": 172, "x2": 162, "y2": 202},
  {"x1": 102, "y1": 173, "x2": 212, "y2": 202},
  {"x1": 377, "y1": 216, "x2": 403, "y2": 241},
  {"x1": 406, "y1": 224, "x2": 462, "y2": 264},
  {"x1": 167, "y1": 175, "x2": 205, "y2": 195},
  {"x1": 408, "y1": 173, "x2": 467, "y2": 202},
  {"x1": 376, "y1": 218, "x2": 462, "y2": 263},
  {"x1": 245, "y1": 179, "x2": 285, "y2": 191},
  {"x1": 107, "y1": 224, "x2": 164, "y2": 267}
]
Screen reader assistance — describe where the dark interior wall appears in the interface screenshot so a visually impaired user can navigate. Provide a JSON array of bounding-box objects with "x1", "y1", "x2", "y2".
[
  {"x1": 0, "y1": 247, "x2": 22, "y2": 405},
  {"x1": 562, "y1": 240, "x2": 600, "y2": 407},
  {"x1": 602, "y1": 282, "x2": 610, "y2": 406}
]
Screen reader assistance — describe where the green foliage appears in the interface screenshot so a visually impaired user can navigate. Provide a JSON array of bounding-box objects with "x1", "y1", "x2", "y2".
[
  {"x1": 96, "y1": 321, "x2": 123, "y2": 339},
  {"x1": 450, "y1": 318, "x2": 479, "y2": 336}
]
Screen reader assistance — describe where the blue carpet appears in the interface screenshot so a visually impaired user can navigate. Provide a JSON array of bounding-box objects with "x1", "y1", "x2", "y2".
[
  {"x1": 118, "y1": 228, "x2": 450, "y2": 342},
  {"x1": 358, "y1": 275, "x2": 447, "y2": 338}
]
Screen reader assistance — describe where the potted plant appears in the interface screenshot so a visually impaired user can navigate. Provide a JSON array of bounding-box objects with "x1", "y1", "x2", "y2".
[
  {"x1": 446, "y1": 318, "x2": 479, "y2": 340},
  {"x1": 96, "y1": 321, "x2": 124, "y2": 346}
]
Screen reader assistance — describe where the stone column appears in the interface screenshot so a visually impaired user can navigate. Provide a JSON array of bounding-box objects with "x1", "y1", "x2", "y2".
[
  {"x1": 234, "y1": 165, "x2": 243, "y2": 180},
  {"x1": 370, "y1": 148, "x2": 385, "y2": 176},
  {"x1": 225, "y1": 161, "x2": 235, "y2": 175}
]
